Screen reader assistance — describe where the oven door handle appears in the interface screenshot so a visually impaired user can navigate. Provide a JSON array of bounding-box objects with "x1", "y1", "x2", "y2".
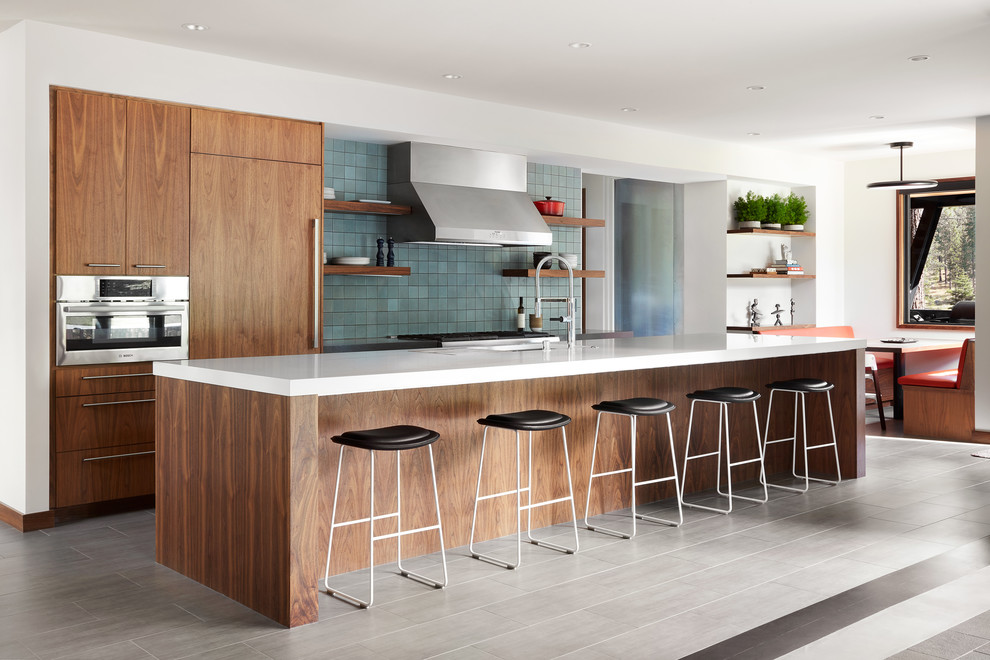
[{"x1": 61, "y1": 304, "x2": 188, "y2": 313}]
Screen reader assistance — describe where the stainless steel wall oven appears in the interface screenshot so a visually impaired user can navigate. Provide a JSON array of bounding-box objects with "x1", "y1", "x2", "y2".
[{"x1": 55, "y1": 275, "x2": 189, "y2": 365}]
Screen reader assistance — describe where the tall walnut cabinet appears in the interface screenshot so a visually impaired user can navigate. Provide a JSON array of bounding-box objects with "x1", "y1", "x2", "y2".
[
  {"x1": 189, "y1": 108, "x2": 324, "y2": 359},
  {"x1": 51, "y1": 89, "x2": 324, "y2": 518}
]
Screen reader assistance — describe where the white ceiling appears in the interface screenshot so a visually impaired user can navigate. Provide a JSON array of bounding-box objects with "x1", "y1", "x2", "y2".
[{"x1": 3, "y1": 0, "x2": 989, "y2": 161}]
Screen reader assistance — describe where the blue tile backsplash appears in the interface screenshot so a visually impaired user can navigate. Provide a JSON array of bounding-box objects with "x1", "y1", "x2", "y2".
[{"x1": 323, "y1": 139, "x2": 583, "y2": 340}]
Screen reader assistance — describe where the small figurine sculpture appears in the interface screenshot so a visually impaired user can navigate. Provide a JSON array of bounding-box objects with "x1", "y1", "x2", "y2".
[
  {"x1": 780, "y1": 243, "x2": 792, "y2": 262},
  {"x1": 386, "y1": 236, "x2": 395, "y2": 267},
  {"x1": 772, "y1": 303, "x2": 784, "y2": 326},
  {"x1": 376, "y1": 237, "x2": 385, "y2": 267},
  {"x1": 790, "y1": 297, "x2": 795, "y2": 326},
  {"x1": 750, "y1": 298, "x2": 764, "y2": 327}
]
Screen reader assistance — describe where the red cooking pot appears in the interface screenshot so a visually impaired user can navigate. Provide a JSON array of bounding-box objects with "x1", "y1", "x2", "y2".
[{"x1": 534, "y1": 196, "x2": 565, "y2": 216}]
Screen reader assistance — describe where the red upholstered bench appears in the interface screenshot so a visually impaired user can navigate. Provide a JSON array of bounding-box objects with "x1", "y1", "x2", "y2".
[{"x1": 897, "y1": 339, "x2": 974, "y2": 441}]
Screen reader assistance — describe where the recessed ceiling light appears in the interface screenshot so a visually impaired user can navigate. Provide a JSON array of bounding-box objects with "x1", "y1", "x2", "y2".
[
  {"x1": 620, "y1": 107, "x2": 638, "y2": 112},
  {"x1": 442, "y1": 73, "x2": 462, "y2": 80},
  {"x1": 908, "y1": 55, "x2": 929, "y2": 62},
  {"x1": 568, "y1": 42, "x2": 592, "y2": 49},
  {"x1": 746, "y1": 85, "x2": 766, "y2": 91},
  {"x1": 869, "y1": 115, "x2": 886, "y2": 120},
  {"x1": 747, "y1": 132, "x2": 761, "y2": 136},
  {"x1": 181, "y1": 23, "x2": 208, "y2": 31}
]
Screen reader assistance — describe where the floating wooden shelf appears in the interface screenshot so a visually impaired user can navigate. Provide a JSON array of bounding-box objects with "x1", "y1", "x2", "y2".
[
  {"x1": 502, "y1": 269, "x2": 605, "y2": 278},
  {"x1": 727, "y1": 228, "x2": 815, "y2": 237},
  {"x1": 323, "y1": 200, "x2": 411, "y2": 216},
  {"x1": 542, "y1": 215, "x2": 606, "y2": 228},
  {"x1": 728, "y1": 273, "x2": 815, "y2": 279},
  {"x1": 323, "y1": 265, "x2": 411, "y2": 276},
  {"x1": 727, "y1": 324, "x2": 816, "y2": 332}
]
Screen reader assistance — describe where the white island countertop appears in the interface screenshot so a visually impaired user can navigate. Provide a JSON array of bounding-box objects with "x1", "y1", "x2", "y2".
[{"x1": 154, "y1": 333, "x2": 866, "y2": 397}]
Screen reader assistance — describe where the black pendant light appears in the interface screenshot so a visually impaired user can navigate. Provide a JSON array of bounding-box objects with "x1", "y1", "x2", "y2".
[{"x1": 866, "y1": 141, "x2": 938, "y2": 189}]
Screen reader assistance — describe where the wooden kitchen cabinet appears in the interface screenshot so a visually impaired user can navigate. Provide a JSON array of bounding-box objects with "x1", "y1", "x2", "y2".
[
  {"x1": 191, "y1": 108, "x2": 323, "y2": 165},
  {"x1": 52, "y1": 363, "x2": 157, "y2": 509},
  {"x1": 54, "y1": 89, "x2": 190, "y2": 275},
  {"x1": 55, "y1": 442, "x2": 156, "y2": 508},
  {"x1": 190, "y1": 152, "x2": 323, "y2": 358}
]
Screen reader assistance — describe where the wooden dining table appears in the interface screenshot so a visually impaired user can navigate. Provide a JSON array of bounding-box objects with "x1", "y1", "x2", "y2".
[{"x1": 866, "y1": 338, "x2": 964, "y2": 419}]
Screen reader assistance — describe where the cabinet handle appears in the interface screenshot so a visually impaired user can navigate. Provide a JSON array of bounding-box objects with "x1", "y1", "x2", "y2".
[
  {"x1": 133, "y1": 264, "x2": 166, "y2": 269},
  {"x1": 81, "y1": 373, "x2": 154, "y2": 380},
  {"x1": 81, "y1": 398, "x2": 155, "y2": 407},
  {"x1": 313, "y1": 218, "x2": 321, "y2": 350},
  {"x1": 86, "y1": 263, "x2": 121, "y2": 268},
  {"x1": 83, "y1": 450, "x2": 155, "y2": 462}
]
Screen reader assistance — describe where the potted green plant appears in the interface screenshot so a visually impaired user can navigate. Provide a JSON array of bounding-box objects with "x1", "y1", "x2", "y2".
[
  {"x1": 733, "y1": 191, "x2": 765, "y2": 228},
  {"x1": 783, "y1": 193, "x2": 809, "y2": 231},
  {"x1": 762, "y1": 193, "x2": 787, "y2": 229}
]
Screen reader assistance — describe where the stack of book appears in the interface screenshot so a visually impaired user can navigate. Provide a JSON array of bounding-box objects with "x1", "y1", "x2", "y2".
[{"x1": 770, "y1": 259, "x2": 805, "y2": 275}]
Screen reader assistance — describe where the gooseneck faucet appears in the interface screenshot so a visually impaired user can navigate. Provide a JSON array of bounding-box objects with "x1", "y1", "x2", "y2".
[{"x1": 534, "y1": 255, "x2": 576, "y2": 348}]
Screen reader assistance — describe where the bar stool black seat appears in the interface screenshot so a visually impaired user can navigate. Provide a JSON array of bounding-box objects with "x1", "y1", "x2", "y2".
[
  {"x1": 584, "y1": 397, "x2": 682, "y2": 539},
  {"x1": 762, "y1": 377, "x2": 842, "y2": 494},
  {"x1": 470, "y1": 409, "x2": 579, "y2": 569},
  {"x1": 680, "y1": 386, "x2": 768, "y2": 514},
  {"x1": 323, "y1": 424, "x2": 447, "y2": 608}
]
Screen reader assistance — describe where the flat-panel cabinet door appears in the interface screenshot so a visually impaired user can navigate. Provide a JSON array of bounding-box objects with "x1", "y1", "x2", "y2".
[
  {"x1": 55, "y1": 89, "x2": 127, "y2": 275},
  {"x1": 190, "y1": 154, "x2": 322, "y2": 358},
  {"x1": 126, "y1": 100, "x2": 190, "y2": 275}
]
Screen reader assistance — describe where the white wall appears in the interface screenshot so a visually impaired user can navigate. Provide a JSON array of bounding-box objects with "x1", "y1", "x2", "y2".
[
  {"x1": 5, "y1": 20, "x2": 847, "y2": 514},
  {"x1": 0, "y1": 23, "x2": 29, "y2": 513},
  {"x1": 683, "y1": 181, "x2": 729, "y2": 333},
  {"x1": 976, "y1": 117, "x2": 990, "y2": 430},
  {"x1": 843, "y1": 149, "x2": 975, "y2": 339}
]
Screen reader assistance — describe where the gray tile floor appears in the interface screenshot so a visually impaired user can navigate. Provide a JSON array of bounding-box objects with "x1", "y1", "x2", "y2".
[{"x1": 2, "y1": 436, "x2": 990, "y2": 659}]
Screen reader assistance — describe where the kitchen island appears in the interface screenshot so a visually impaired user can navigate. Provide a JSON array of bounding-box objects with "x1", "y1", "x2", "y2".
[{"x1": 154, "y1": 334, "x2": 865, "y2": 626}]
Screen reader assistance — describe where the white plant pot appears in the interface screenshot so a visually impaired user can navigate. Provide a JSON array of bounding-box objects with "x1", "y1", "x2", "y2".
[
  {"x1": 783, "y1": 225, "x2": 805, "y2": 231},
  {"x1": 761, "y1": 223, "x2": 781, "y2": 230},
  {"x1": 738, "y1": 221, "x2": 761, "y2": 228}
]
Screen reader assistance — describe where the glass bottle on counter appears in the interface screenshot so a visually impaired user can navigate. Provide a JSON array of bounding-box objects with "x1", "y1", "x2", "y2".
[{"x1": 517, "y1": 297, "x2": 525, "y2": 333}]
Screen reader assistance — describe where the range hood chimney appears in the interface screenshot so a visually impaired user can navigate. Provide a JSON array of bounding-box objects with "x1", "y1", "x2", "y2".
[{"x1": 387, "y1": 142, "x2": 552, "y2": 246}]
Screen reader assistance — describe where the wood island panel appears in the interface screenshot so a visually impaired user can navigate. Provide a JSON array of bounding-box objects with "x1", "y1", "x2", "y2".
[
  {"x1": 156, "y1": 347, "x2": 862, "y2": 627},
  {"x1": 155, "y1": 378, "x2": 321, "y2": 628}
]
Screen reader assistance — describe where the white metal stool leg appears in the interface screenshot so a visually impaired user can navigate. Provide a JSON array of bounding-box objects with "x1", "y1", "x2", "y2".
[
  {"x1": 763, "y1": 386, "x2": 842, "y2": 493},
  {"x1": 324, "y1": 445, "x2": 447, "y2": 608},
  {"x1": 471, "y1": 425, "x2": 578, "y2": 569},
  {"x1": 585, "y1": 410, "x2": 683, "y2": 538},
  {"x1": 682, "y1": 399, "x2": 767, "y2": 514}
]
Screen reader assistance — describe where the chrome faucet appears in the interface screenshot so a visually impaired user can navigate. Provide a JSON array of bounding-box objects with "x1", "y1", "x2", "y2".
[{"x1": 534, "y1": 255, "x2": 576, "y2": 348}]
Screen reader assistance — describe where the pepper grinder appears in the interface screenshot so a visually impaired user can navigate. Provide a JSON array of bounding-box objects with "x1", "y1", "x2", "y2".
[
  {"x1": 376, "y1": 237, "x2": 385, "y2": 267},
  {"x1": 387, "y1": 236, "x2": 395, "y2": 267}
]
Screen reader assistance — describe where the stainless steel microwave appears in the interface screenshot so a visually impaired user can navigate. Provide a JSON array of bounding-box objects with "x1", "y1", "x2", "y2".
[{"x1": 55, "y1": 275, "x2": 189, "y2": 366}]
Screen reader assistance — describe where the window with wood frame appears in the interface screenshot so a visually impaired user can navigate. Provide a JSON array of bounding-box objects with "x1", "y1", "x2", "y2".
[{"x1": 897, "y1": 177, "x2": 975, "y2": 328}]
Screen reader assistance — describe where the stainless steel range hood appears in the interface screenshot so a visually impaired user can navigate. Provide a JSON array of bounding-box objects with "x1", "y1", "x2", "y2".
[{"x1": 387, "y1": 142, "x2": 552, "y2": 246}]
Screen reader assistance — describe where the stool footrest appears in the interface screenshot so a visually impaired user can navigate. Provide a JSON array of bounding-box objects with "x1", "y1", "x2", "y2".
[
  {"x1": 372, "y1": 524, "x2": 441, "y2": 542},
  {"x1": 591, "y1": 467, "x2": 633, "y2": 478},
  {"x1": 476, "y1": 487, "x2": 530, "y2": 502},
  {"x1": 634, "y1": 475, "x2": 677, "y2": 487},
  {"x1": 727, "y1": 457, "x2": 762, "y2": 468},
  {"x1": 522, "y1": 495, "x2": 575, "y2": 510},
  {"x1": 530, "y1": 538, "x2": 576, "y2": 554},
  {"x1": 765, "y1": 436, "x2": 797, "y2": 446},
  {"x1": 398, "y1": 569, "x2": 445, "y2": 590},
  {"x1": 806, "y1": 442, "x2": 838, "y2": 450},
  {"x1": 332, "y1": 511, "x2": 399, "y2": 529},
  {"x1": 686, "y1": 451, "x2": 719, "y2": 460}
]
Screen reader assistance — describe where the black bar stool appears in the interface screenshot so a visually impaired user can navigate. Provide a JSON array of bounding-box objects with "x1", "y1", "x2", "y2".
[
  {"x1": 584, "y1": 397, "x2": 683, "y2": 539},
  {"x1": 762, "y1": 378, "x2": 842, "y2": 493},
  {"x1": 680, "y1": 387, "x2": 768, "y2": 514},
  {"x1": 323, "y1": 425, "x2": 447, "y2": 608},
  {"x1": 469, "y1": 409, "x2": 579, "y2": 569}
]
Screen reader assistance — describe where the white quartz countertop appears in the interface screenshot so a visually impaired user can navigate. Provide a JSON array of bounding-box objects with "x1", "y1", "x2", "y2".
[{"x1": 153, "y1": 333, "x2": 866, "y2": 397}]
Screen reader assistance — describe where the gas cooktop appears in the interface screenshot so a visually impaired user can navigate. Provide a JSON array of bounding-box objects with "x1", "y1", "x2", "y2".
[{"x1": 396, "y1": 331, "x2": 558, "y2": 347}]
